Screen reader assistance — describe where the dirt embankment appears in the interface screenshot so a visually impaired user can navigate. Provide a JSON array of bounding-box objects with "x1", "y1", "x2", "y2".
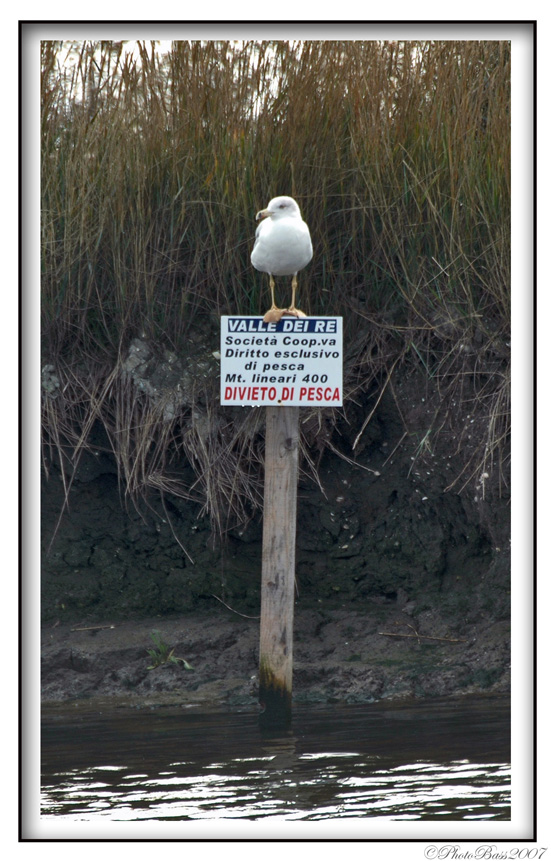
[
  {"x1": 41, "y1": 600, "x2": 510, "y2": 709},
  {"x1": 41, "y1": 372, "x2": 510, "y2": 709}
]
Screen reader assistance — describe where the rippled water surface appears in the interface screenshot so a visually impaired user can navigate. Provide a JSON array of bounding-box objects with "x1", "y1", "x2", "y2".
[{"x1": 41, "y1": 695, "x2": 510, "y2": 822}]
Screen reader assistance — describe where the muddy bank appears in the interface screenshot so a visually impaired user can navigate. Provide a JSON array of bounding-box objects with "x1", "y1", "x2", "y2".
[
  {"x1": 41, "y1": 600, "x2": 510, "y2": 709},
  {"x1": 42, "y1": 383, "x2": 509, "y2": 615},
  {"x1": 41, "y1": 368, "x2": 510, "y2": 707}
]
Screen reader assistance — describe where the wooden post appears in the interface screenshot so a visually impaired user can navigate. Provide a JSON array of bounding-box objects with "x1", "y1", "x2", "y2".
[{"x1": 259, "y1": 405, "x2": 299, "y2": 728}]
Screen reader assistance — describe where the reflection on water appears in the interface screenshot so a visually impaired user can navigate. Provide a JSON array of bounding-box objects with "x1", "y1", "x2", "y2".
[{"x1": 41, "y1": 695, "x2": 510, "y2": 822}]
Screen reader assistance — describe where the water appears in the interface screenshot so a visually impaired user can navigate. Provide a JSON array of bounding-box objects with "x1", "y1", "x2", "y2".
[{"x1": 41, "y1": 695, "x2": 510, "y2": 823}]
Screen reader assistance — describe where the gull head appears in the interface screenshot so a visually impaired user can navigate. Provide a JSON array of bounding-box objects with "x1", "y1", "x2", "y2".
[{"x1": 255, "y1": 196, "x2": 302, "y2": 221}]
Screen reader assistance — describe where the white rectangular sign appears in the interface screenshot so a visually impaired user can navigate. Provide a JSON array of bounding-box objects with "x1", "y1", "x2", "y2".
[{"x1": 220, "y1": 316, "x2": 343, "y2": 407}]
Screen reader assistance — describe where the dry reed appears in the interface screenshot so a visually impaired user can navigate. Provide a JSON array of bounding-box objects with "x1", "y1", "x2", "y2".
[{"x1": 41, "y1": 40, "x2": 510, "y2": 534}]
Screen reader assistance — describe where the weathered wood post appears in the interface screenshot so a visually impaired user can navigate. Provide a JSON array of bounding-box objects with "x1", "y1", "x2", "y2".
[{"x1": 258, "y1": 405, "x2": 299, "y2": 727}]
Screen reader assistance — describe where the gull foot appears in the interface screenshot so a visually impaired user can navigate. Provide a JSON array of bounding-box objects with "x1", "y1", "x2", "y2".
[
  {"x1": 282, "y1": 307, "x2": 307, "y2": 318},
  {"x1": 263, "y1": 308, "x2": 286, "y2": 323}
]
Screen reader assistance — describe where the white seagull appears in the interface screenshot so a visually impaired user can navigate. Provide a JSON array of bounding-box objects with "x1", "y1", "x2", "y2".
[{"x1": 251, "y1": 196, "x2": 313, "y2": 322}]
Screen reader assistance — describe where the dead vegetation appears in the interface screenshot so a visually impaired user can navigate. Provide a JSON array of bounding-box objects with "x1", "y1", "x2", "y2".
[{"x1": 41, "y1": 40, "x2": 510, "y2": 536}]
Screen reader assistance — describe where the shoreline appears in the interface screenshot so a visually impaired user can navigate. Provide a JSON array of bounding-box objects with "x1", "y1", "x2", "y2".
[{"x1": 41, "y1": 604, "x2": 510, "y2": 710}]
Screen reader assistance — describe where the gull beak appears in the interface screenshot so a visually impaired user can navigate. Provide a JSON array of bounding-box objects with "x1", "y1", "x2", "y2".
[{"x1": 255, "y1": 207, "x2": 271, "y2": 221}]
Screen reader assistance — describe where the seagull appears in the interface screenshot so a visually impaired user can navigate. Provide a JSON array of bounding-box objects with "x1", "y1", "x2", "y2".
[{"x1": 251, "y1": 196, "x2": 313, "y2": 323}]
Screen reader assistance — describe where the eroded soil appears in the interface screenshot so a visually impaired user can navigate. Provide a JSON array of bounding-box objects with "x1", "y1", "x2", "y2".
[{"x1": 41, "y1": 375, "x2": 510, "y2": 709}]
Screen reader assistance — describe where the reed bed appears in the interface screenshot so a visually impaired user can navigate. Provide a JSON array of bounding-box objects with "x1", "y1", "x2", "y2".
[{"x1": 41, "y1": 39, "x2": 510, "y2": 533}]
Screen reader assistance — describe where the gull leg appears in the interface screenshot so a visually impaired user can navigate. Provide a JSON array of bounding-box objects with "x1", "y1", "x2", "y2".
[
  {"x1": 263, "y1": 275, "x2": 284, "y2": 323},
  {"x1": 289, "y1": 275, "x2": 298, "y2": 312},
  {"x1": 269, "y1": 275, "x2": 279, "y2": 310},
  {"x1": 286, "y1": 276, "x2": 306, "y2": 317}
]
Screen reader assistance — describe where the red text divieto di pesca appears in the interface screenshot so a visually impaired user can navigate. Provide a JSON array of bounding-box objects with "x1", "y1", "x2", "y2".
[{"x1": 223, "y1": 385, "x2": 341, "y2": 404}]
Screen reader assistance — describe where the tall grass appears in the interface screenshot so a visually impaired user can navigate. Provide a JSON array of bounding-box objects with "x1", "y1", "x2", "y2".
[{"x1": 41, "y1": 40, "x2": 510, "y2": 531}]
